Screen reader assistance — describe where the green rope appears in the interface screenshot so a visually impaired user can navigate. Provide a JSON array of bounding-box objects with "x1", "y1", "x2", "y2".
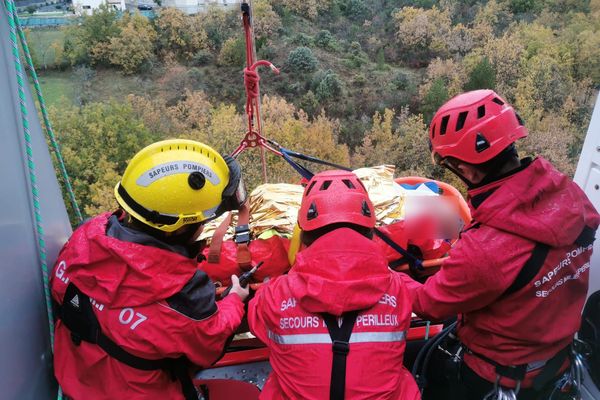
[
  {"x1": 12, "y1": 7, "x2": 83, "y2": 224},
  {"x1": 3, "y1": 1, "x2": 64, "y2": 398}
]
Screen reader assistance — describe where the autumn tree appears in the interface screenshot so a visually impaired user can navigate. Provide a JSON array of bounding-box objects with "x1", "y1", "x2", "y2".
[
  {"x1": 155, "y1": 8, "x2": 209, "y2": 59},
  {"x1": 105, "y1": 13, "x2": 157, "y2": 74},
  {"x1": 272, "y1": 0, "x2": 332, "y2": 19},
  {"x1": 252, "y1": 0, "x2": 282, "y2": 41},
  {"x1": 61, "y1": 4, "x2": 120, "y2": 66},
  {"x1": 393, "y1": 6, "x2": 452, "y2": 63},
  {"x1": 49, "y1": 101, "x2": 160, "y2": 220},
  {"x1": 218, "y1": 37, "x2": 245, "y2": 67}
]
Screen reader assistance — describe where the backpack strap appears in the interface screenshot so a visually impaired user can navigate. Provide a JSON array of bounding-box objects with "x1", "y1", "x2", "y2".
[
  {"x1": 502, "y1": 242, "x2": 551, "y2": 297},
  {"x1": 322, "y1": 311, "x2": 360, "y2": 400},
  {"x1": 502, "y1": 225, "x2": 596, "y2": 298},
  {"x1": 206, "y1": 203, "x2": 253, "y2": 270},
  {"x1": 56, "y1": 283, "x2": 198, "y2": 400}
]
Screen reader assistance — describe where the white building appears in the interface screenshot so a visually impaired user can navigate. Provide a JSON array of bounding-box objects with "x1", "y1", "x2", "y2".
[
  {"x1": 73, "y1": 0, "x2": 126, "y2": 15},
  {"x1": 137, "y1": 0, "x2": 241, "y2": 14}
]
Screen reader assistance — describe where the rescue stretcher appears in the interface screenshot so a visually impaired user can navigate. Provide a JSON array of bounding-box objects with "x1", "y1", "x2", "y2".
[{"x1": 192, "y1": 172, "x2": 471, "y2": 399}]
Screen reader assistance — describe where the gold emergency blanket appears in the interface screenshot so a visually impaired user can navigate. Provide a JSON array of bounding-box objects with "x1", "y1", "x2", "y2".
[{"x1": 200, "y1": 165, "x2": 407, "y2": 241}]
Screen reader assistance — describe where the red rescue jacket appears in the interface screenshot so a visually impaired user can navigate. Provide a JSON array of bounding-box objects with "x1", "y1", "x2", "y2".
[
  {"x1": 403, "y1": 158, "x2": 600, "y2": 387},
  {"x1": 248, "y1": 228, "x2": 420, "y2": 400},
  {"x1": 50, "y1": 213, "x2": 245, "y2": 400}
]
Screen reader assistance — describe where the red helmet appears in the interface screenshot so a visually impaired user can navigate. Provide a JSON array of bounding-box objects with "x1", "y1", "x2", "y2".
[
  {"x1": 429, "y1": 90, "x2": 528, "y2": 165},
  {"x1": 298, "y1": 170, "x2": 376, "y2": 232}
]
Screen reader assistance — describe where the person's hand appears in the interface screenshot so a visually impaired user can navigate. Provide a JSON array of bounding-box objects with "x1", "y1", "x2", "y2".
[{"x1": 229, "y1": 274, "x2": 249, "y2": 301}]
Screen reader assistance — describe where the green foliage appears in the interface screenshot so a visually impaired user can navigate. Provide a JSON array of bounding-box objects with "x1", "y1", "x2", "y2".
[
  {"x1": 312, "y1": 69, "x2": 343, "y2": 101},
  {"x1": 298, "y1": 90, "x2": 319, "y2": 115},
  {"x1": 192, "y1": 49, "x2": 213, "y2": 66},
  {"x1": 26, "y1": 5, "x2": 36, "y2": 14},
  {"x1": 336, "y1": 0, "x2": 370, "y2": 21},
  {"x1": 509, "y1": 0, "x2": 543, "y2": 14},
  {"x1": 421, "y1": 78, "x2": 448, "y2": 123},
  {"x1": 393, "y1": 72, "x2": 410, "y2": 90},
  {"x1": 291, "y1": 33, "x2": 314, "y2": 46},
  {"x1": 105, "y1": 13, "x2": 156, "y2": 74},
  {"x1": 286, "y1": 46, "x2": 318, "y2": 73},
  {"x1": 50, "y1": 101, "x2": 160, "y2": 218},
  {"x1": 154, "y1": 8, "x2": 209, "y2": 60},
  {"x1": 315, "y1": 30, "x2": 336, "y2": 50},
  {"x1": 376, "y1": 48, "x2": 385, "y2": 70},
  {"x1": 464, "y1": 57, "x2": 496, "y2": 91},
  {"x1": 61, "y1": 4, "x2": 120, "y2": 66},
  {"x1": 218, "y1": 37, "x2": 245, "y2": 67}
]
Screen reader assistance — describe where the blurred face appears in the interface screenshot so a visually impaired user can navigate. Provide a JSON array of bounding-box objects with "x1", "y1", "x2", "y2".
[{"x1": 432, "y1": 152, "x2": 485, "y2": 186}]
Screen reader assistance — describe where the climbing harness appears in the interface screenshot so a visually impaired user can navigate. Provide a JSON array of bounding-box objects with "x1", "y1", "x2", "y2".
[
  {"x1": 54, "y1": 283, "x2": 199, "y2": 400},
  {"x1": 231, "y1": 1, "x2": 280, "y2": 182},
  {"x1": 322, "y1": 311, "x2": 360, "y2": 400}
]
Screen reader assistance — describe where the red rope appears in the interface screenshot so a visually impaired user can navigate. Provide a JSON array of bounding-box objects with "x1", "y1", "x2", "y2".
[{"x1": 231, "y1": 2, "x2": 281, "y2": 180}]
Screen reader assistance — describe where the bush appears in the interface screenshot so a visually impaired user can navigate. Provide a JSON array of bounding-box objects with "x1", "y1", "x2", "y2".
[
  {"x1": 313, "y1": 69, "x2": 343, "y2": 101},
  {"x1": 315, "y1": 30, "x2": 336, "y2": 50},
  {"x1": 393, "y1": 72, "x2": 410, "y2": 90},
  {"x1": 286, "y1": 46, "x2": 318, "y2": 73},
  {"x1": 464, "y1": 57, "x2": 496, "y2": 91},
  {"x1": 192, "y1": 49, "x2": 213, "y2": 66},
  {"x1": 218, "y1": 37, "x2": 245, "y2": 67},
  {"x1": 338, "y1": 0, "x2": 370, "y2": 21},
  {"x1": 291, "y1": 33, "x2": 314, "y2": 46},
  {"x1": 421, "y1": 78, "x2": 448, "y2": 123}
]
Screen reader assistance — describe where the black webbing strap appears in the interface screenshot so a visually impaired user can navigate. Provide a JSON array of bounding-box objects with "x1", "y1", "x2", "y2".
[
  {"x1": 117, "y1": 183, "x2": 179, "y2": 226},
  {"x1": 464, "y1": 346, "x2": 528, "y2": 381},
  {"x1": 322, "y1": 311, "x2": 359, "y2": 400},
  {"x1": 56, "y1": 283, "x2": 198, "y2": 400},
  {"x1": 502, "y1": 225, "x2": 596, "y2": 298},
  {"x1": 532, "y1": 345, "x2": 570, "y2": 391},
  {"x1": 465, "y1": 344, "x2": 571, "y2": 388},
  {"x1": 575, "y1": 225, "x2": 596, "y2": 248},
  {"x1": 373, "y1": 228, "x2": 424, "y2": 272},
  {"x1": 502, "y1": 242, "x2": 551, "y2": 297}
]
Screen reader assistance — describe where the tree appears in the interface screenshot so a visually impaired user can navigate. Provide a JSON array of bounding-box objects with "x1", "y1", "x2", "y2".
[
  {"x1": 272, "y1": 0, "x2": 332, "y2": 19},
  {"x1": 155, "y1": 8, "x2": 209, "y2": 59},
  {"x1": 312, "y1": 69, "x2": 343, "y2": 101},
  {"x1": 252, "y1": 0, "x2": 282, "y2": 41},
  {"x1": 60, "y1": 4, "x2": 120, "y2": 66},
  {"x1": 393, "y1": 6, "x2": 452, "y2": 62},
  {"x1": 218, "y1": 37, "x2": 245, "y2": 67},
  {"x1": 286, "y1": 47, "x2": 318, "y2": 73},
  {"x1": 49, "y1": 101, "x2": 160, "y2": 220},
  {"x1": 315, "y1": 30, "x2": 335, "y2": 50},
  {"x1": 106, "y1": 13, "x2": 156, "y2": 74},
  {"x1": 464, "y1": 57, "x2": 496, "y2": 91},
  {"x1": 421, "y1": 78, "x2": 448, "y2": 123}
]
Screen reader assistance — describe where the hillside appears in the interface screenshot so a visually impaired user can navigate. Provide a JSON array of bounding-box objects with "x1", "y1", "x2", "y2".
[{"x1": 24, "y1": 0, "x2": 600, "y2": 222}]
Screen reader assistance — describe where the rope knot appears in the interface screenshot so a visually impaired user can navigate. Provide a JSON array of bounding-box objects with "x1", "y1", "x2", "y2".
[{"x1": 244, "y1": 68, "x2": 260, "y2": 99}]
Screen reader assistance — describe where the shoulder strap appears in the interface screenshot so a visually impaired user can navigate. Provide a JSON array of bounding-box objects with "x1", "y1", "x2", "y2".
[
  {"x1": 503, "y1": 242, "x2": 551, "y2": 297},
  {"x1": 503, "y1": 225, "x2": 596, "y2": 298},
  {"x1": 322, "y1": 311, "x2": 359, "y2": 400},
  {"x1": 207, "y1": 212, "x2": 233, "y2": 264},
  {"x1": 206, "y1": 204, "x2": 253, "y2": 271},
  {"x1": 57, "y1": 283, "x2": 198, "y2": 400}
]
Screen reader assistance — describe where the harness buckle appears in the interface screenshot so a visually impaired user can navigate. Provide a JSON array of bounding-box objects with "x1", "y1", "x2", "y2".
[
  {"x1": 332, "y1": 340, "x2": 350, "y2": 355},
  {"x1": 234, "y1": 224, "x2": 251, "y2": 244}
]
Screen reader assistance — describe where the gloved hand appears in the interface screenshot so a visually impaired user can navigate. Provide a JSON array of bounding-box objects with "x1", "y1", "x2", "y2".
[{"x1": 229, "y1": 274, "x2": 249, "y2": 301}]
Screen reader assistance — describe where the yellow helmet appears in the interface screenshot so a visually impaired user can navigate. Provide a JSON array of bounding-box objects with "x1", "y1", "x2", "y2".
[{"x1": 114, "y1": 139, "x2": 246, "y2": 232}]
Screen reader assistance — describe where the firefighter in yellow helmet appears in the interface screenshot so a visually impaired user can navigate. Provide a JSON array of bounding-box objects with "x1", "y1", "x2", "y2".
[{"x1": 50, "y1": 139, "x2": 248, "y2": 400}]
